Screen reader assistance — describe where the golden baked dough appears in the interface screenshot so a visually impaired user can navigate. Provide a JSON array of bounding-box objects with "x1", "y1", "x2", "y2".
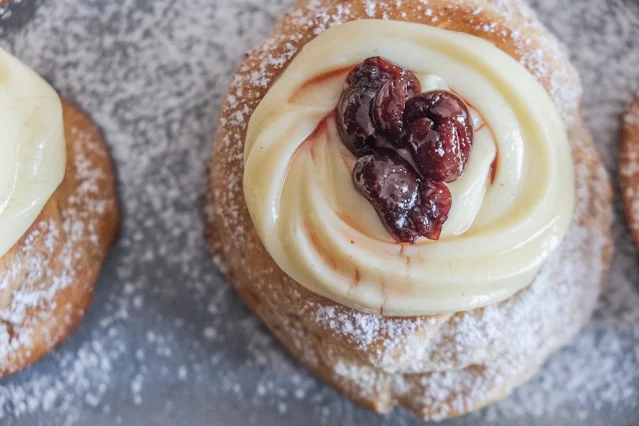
[
  {"x1": 208, "y1": 0, "x2": 613, "y2": 420},
  {"x1": 0, "y1": 100, "x2": 119, "y2": 376},
  {"x1": 620, "y1": 95, "x2": 639, "y2": 250}
]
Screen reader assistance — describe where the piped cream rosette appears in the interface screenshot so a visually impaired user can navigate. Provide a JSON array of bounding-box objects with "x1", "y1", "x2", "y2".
[
  {"x1": 243, "y1": 20, "x2": 574, "y2": 316},
  {"x1": 0, "y1": 48, "x2": 66, "y2": 257}
]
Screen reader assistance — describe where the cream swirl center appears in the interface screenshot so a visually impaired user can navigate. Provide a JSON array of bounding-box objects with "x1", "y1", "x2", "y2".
[
  {"x1": 243, "y1": 20, "x2": 574, "y2": 315},
  {"x1": 0, "y1": 48, "x2": 66, "y2": 257}
]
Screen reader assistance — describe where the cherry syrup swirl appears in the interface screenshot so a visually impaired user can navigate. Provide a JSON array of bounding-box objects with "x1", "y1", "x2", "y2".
[{"x1": 337, "y1": 57, "x2": 474, "y2": 243}]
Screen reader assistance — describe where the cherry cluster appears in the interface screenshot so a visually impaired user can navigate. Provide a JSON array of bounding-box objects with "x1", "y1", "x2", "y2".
[{"x1": 337, "y1": 57, "x2": 474, "y2": 243}]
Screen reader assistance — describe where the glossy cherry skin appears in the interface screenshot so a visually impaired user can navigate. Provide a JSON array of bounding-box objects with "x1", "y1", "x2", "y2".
[
  {"x1": 336, "y1": 58, "x2": 471, "y2": 242},
  {"x1": 403, "y1": 90, "x2": 474, "y2": 182},
  {"x1": 337, "y1": 57, "x2": 421, "y2": 155},
  {"x1": 352, "y1": 150, "x2": 452, "y2": 243}
]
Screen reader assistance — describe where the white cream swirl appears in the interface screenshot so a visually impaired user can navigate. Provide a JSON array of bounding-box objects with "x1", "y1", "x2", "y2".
[
  {"x1": 0, "y1": 48, "x2": 66, "y2": 257},
  {"x1": 243, "y1": 20, "x2": 574, "y2": 316}
]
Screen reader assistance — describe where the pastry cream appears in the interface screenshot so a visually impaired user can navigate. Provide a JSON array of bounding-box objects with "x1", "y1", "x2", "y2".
[
  {"x1": 243, "y1": 20, "x2": 575, "y2": 316},
  {"x1": 0, "y1": 48, "x2": 66, "y2": 257}
]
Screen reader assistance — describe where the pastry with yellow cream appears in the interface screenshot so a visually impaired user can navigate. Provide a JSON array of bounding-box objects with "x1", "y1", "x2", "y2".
[
  {"x1": 208, "y1": 0, "x2": 612, "y2": 419},
  {"x1": 0, "y1": 48, "x2": 118, "y2": 376}
]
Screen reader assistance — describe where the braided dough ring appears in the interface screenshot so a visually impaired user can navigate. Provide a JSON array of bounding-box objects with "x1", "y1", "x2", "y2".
[
  {"x1": 0, "y1": 100, "x2": 119, "y2": 376},
  {"x1": 208, "y1": 0, "x2": 612, "y2": 420}
]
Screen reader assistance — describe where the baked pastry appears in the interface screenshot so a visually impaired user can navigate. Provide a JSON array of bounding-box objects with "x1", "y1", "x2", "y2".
[
  {"x1": 620, "y1": 95, "x2": 639, "y2": 249},
  {"x1": 208, "y1": 0, "x2": 613, "y2": 420},
  {"x1": 0, "y1": 48, "x2": 118, "y2": 376}
]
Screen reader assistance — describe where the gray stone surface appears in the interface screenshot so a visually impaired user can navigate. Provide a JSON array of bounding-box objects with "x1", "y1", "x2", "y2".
[{"x1": 0, "y1": 0, "x2": 638, "y2": 425}]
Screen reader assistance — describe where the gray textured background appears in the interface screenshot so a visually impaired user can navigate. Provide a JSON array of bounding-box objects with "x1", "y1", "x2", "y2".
[{"x1": 0, "y1": 1, "x2": 638, "y2": 425}]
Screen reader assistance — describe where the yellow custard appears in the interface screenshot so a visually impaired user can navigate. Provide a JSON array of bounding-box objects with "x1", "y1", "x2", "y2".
[
  {"x1": 243, "y1": 20, "x2": 574, "y2": 316},
  {"x1": 0, "y1": 48, "x2": 66, "y2": 257}
]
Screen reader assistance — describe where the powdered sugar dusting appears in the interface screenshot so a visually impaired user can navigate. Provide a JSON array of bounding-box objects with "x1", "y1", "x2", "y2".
[{"x1": 0, "y1": 0, "x2": 638, "y2": 425}]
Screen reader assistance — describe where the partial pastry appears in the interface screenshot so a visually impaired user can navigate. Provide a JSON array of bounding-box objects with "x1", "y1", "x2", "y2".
[
  {"x1": 208, "y1": 0, "x2": 613, "y2": 420},
  {"x1": 620, "y1": 95, "x2": 639, "y2": 250},
  {"x1": 0, "y1": 48, "x2": 119, "y2": 376}
]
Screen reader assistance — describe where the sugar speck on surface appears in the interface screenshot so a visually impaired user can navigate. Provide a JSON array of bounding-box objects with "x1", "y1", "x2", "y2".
[{"x1": 178, "y1": 366, "x2": 187, "y2": 381}]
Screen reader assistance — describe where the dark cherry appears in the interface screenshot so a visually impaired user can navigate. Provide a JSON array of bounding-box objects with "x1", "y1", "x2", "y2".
[
  {"x1": 352, "y1": 150, "x2": 452, "y2": 243},
  {"x1": 337, "y1": 87, "x2": 379, "y2": 155},
  {"x1": 353, "y1": 151, "x2": 419, "y2": 242},
  {"x1": 338, "y1": 57, "x2": 421, "y2": 155},
  {"x1": 403, "y1": 91, "x2": 474, "y2": 182},
  {"x1": 407, "y1": 179, "x2": 453, "y2": 241},
  {"x1": 372, "y1": 79, "x2": 411, "y2": 140},
  {"x1": 336, "y1": 58, "x2": 473, "y2": 243},
  {"x1": 345, "y1": 57, "x2": 421, "y2": 93}
]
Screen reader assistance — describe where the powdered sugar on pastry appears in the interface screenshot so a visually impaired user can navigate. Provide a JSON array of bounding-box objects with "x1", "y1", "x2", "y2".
[{"x1": 210, "y1": 0, "x2": 612, "y2": 420}]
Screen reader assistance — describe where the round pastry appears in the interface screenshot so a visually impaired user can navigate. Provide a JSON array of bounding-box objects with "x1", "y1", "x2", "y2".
[
  {"x1": 208, "y1": 0, "x2": 613, "y2": 420},
  {"x1": 620, "y1": 95, "x2": 639, "y2": 250},
  {"x1": 0, "y1": 48, "x2": 119, "y2": 376}
]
